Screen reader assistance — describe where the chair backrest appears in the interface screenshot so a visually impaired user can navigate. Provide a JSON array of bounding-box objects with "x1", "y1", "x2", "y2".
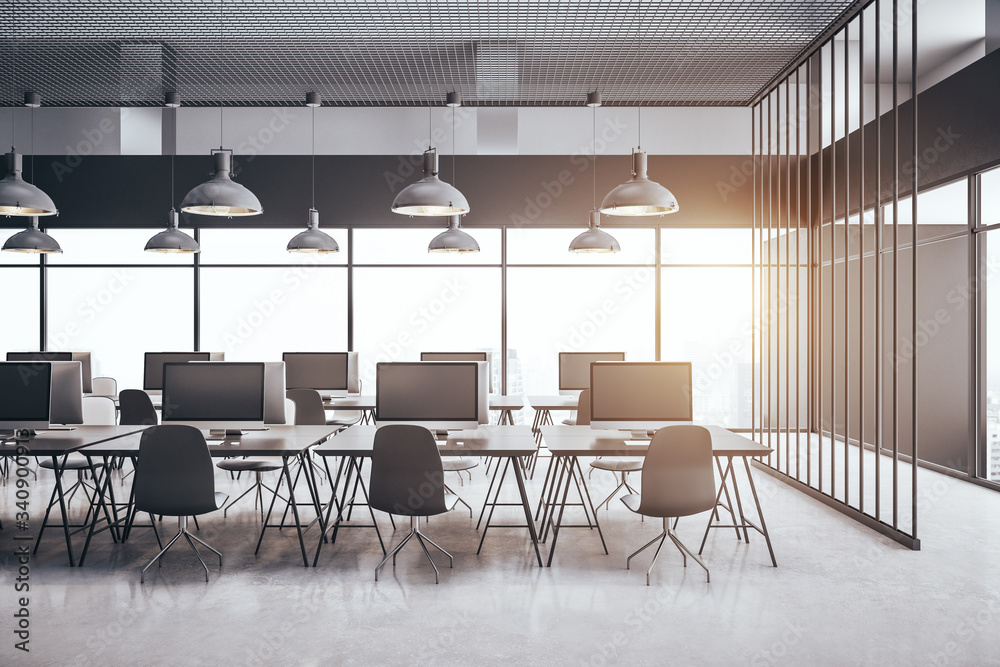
[
  {"x1": 134, "y1": 425, "x2": 219, "y2": 516},
  {"x1": 369, "y1": 424, "x2": 450, "y2": 517},
  {"x1": 82, "y1": 395, "x2": 117, "y2": 425},
  {"x1": 286, "y1": 388, "x2": 327, "y2": 425},
  {"x1": 90, "y1": 376, "x2": 117, "y2": 398},
  {"x1": 576, "y1": 388, "x2": 591, "y2": 426},
  {"x1": 119, "y1": 389, "x2": 158, "y2": 426},
  {"x1": 638, "y1": 425, "x2": 716, "y2": 518},
  {"x1": 284, "y1": 397, "x2": 296, "y2": 425}
]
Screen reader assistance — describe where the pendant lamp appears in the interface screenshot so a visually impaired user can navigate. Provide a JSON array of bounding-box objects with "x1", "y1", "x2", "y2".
[
  {"x1": 599, "y1": 149, "x2": 679, "y2": 216},
  {"x1": 287, "y1": 92, "x2": 339, "y2": 253},
  {"x1": 600, "y1": 107, "x2": 679, "y2": 217},
  {"x1": 392, "y1": 93, "x2": 469, "y2": 216},
  {"x1": 429, "y1": 215, "x2": 479, "y2": 253},
  {"x1": 0, "y1": 92, "x2": 57, "y2": 217},
  {"x1": 145, "y1": 210, "x2": 199, "y2": 253},
  {"x1": 570, "y1": 92, "x2": 620, "y2": 253},
  {"x1": 2, "y1": 216, "x2": 61, "y2": 253},
  {"x1": 146, "y1": 93, "x2": 200, "y2": 253}
]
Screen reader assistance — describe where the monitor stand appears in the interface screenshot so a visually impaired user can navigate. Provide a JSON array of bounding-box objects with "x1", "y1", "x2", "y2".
[
  {"x1": 211, "y1": 429, "x2": 247, "y2": 437},
  {"x1": 624, "y1": 429, "x2": 655, "y2": 440}
]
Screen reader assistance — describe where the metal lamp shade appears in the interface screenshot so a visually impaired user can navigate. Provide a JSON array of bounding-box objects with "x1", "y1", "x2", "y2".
[
  {"x1": 600, "y1": 150, "x2": 679, "y2": 217},
  {"x1": 145, "y1": 210, "x2": 200, "y2": 253},
  {"x1": 0, "y1": 152, "x2": 58, "y2": 216},
  {"x1": 287, "y1": 209, "x2": 339, "y2": 253},
  {"x1": 428, "y1": 215, "x2": 479, "y2": 253},
  {"x1": 569, "y1": 210, "x2": 620, "y2": 253},
  {"x1": 3, "y1": 217, "x2": 62, "y2": 253},
  {"x1": 181, "y1": 151, "x2": 263, "y2": 217},
  {"x1": 392, "y1": 149, "x2": 469, "y2": 216}
]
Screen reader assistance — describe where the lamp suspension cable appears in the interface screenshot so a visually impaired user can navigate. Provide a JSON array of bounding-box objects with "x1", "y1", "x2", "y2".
[
  {"x1": 10, "y1": 0, "x2": 14, "y2": 149},
  {"x1": 593, "y1": 101, "x2": 597, "y2": 208},
  {"x1": 312, "y1": 100, "x2": 316, "y2": 209}
]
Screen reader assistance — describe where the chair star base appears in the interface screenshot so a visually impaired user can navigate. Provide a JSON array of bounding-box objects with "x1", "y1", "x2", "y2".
[
  {"x1": 140, "y1": 515, "x2": 223, "y2": 583},
  {"x1": 375, "y1": 516, "x2": 453, "y2": 584},
  {"x1": 626, "y1": 517, "x2": 710, "y2": 586}
]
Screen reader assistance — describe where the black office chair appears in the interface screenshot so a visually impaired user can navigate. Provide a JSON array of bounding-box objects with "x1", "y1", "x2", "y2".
[
  {"x1": 119, "y1": 389, "x2": 158, "y2": 426},
  {"x1": 621, "y1": 425, "x2": 716, "y2": 585},
  {"x1": 369, "y1": 424, "x2": 458, "y2": 584},
  {"x1": 286, "y1": 388, "x2": 359, "y2": 428},
  {"x1": 133, "y1": 425, "x2": 228, "y2": 583}
]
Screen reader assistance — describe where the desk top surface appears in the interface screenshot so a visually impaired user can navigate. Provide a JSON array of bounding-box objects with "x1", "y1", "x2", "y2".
[
  {"x1": 324, "y1": 395, "x2": 525, "y2": 410},
  {"x1": 1, "y1": 425, "x2": 146, "y2": 456},
  {"x1": 314, "y1": 424, "x2": 535, "y2": 457},
  {"x1": 78, "y1": 424, "x2": 338, "y2": 457},
  {"x1": 540, "y1": 425, "x2": 772, "y2": 457},
  {"x1": 527, "y1": 395, "x2": 580, "y2": 410}
]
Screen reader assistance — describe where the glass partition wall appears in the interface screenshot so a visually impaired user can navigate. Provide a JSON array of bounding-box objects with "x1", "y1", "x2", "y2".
[{"x1": 754, "y1": 0, "x2": 939, "y2": 549}]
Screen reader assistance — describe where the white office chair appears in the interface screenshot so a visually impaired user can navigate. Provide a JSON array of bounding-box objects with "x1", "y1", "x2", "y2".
[
  {"x1": 621, "y1": 425, "x2": 716, "y2": 585},
  {"x1": 39, "y1": 396, "x2": 116, "y2": 506},
  {"x1": 90, "y1": 376, "x2": 118, "y2": 399},
  {"x1": 579, "y1": 389, "x2": 642, "y2": 509}
]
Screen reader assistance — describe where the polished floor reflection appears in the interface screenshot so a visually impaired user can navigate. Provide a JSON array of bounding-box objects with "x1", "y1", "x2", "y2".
[{"x1": 2, "y1": 449, "x2": 998, "y2": 665}]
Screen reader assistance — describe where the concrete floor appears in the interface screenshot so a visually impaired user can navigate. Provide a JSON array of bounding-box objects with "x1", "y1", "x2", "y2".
[{"x1": 2, "y1": 449, "x2": 999, "y2": 666}]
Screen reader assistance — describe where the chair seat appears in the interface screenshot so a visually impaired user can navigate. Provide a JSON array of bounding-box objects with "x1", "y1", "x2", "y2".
[
  {"x1": 590, "y1": 457, "x2": 643, "y2": 472},
  {"x1": 621, "y1": 493, "x2": 641, "y2": 513},
  {"x1": 215, "y1": 458, "x2": 282, "y2": 472},
  {"x1": 214, "y1": 491, "x2": 228, "y2": 510},
  {"x1": 442, "y1": 457, "x2": 478, "y2": 472},
  {"x1": 443, "y1": 492, "x2": 459, "y2": 512},
  {"x1": 562, "y1": 418, "x2": 576, "y2": 426},
  {"x1": 39, "y1": 453, "x2": 100, "y2": 470}
]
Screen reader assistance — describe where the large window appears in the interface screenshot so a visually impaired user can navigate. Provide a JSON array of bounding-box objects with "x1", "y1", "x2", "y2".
[
  {"x1": 506, "y1": 228, "x2": 657, "y2": 397},
  {"x1": 46, "y1": 267, "x2": 194, "y2": 389},
  {"x1": 982, "y1": 167, "x2": 1000, "y2": 483},
  {"x1": 11, "y1": 225, "x2": 755, "y2": 426}
]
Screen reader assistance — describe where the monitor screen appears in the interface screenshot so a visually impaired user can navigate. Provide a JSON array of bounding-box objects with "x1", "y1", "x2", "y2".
[
  {"x1": 162, "y1": 362, "x2": 265, "y2": 427},
  {"x1": 421, "y1": 352, "x2": 492, "y2": 394},
  {"x1": 5, "y1": 352, "x2": 92, "y2": 394},
  {"x1": 0, "y1": 362, "x2": 52, "y2": 430},
  {"x1": 559, "y1": 352, "x2": 626, "y2": 391},
  {"x1": 376, "y1": 362, "x2": 479, "y2": 430},
  {"x1": 143, "y1": 352, "x2": 212, "y2": 391},
  {"x1": 590, "y1": 362, "x2": 693, "y2": 429},
  {"x1": 283, "y1": 352, "x2": 359, "y2": 395},
  {"x1": 49, "y1": 361, "x2": 85, "y2": 425}
]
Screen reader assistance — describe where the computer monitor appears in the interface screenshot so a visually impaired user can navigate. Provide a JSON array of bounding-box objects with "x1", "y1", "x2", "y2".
[
  {"x1": 6, "y1": 352, "x2": 93, "y2": 394},
  {"x1": 282, "y1": 352, "x2": 360, "y2": 397},
  {"x1": 143, "y1": 352, "x2": 215, "y2": 392},
  {"x1": 189, "y1": 360, "x2": 287, "y2": 424},
  {"x1": 420, "y1": 352, "x2": 493, "y2": 394},
  {"x1": 162, "y1": 362, "x2": 266, "y2": 435},
  {"x1": 263, "y1": 361, "x2": 287, "y2": 425},
  {"x1": 0, "y1": 362, "x2": 52, "y2": 434},
  {"x1": 590, "y1": 362, "x2": 693, "y2": 431},
  {"x1": 559, "y1": 352, "x2": 626, "y2": 391},
  {"x1": 376, "y1": 361, "x2": 479, "y2": 431},
  {"x1": 49, "y1": 361, "x2": 85, "y2": 425}
]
